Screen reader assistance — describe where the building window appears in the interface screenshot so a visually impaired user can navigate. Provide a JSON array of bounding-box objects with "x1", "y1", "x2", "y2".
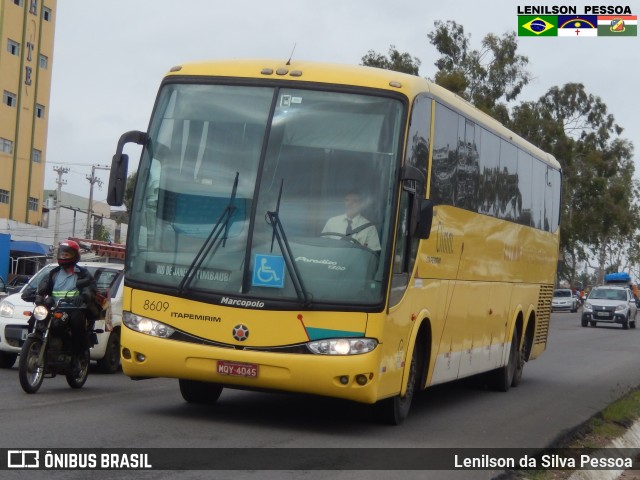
[
  {"x1": 35, "y1": 104, "x2": 45, "y2": 118},
  {"x1": 3, "y1": 91, "x2": 17, "y2": 107},
  {"x1": 39, "y1": 54, "x2": 48, "y2": 69},
  {"x1": 43, "y1": 6, "x2": 52, "y2": 21},
  {"x1": 32, "y1": 149, "x2": 42, "y2": 163},
  {"x1": 28, "y1": 197, "x2": 39, "y2": 211},
  {"x1": 0, "y1": 190, "x2": 9, "y2": 204},
  {"x1": 13, "y1": 0, "x2": 23, "y2": 6},
  {"x1": 0, "y1": 138, "x2": 13, "y2": 154},
  {"x1": 7, "y1": 39, "x2": 20, "y2": 56}
]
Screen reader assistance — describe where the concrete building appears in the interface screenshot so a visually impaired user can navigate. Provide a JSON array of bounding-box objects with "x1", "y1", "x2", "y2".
[{"x1": 0, "y1": 0, "x2": 57, "y2": 225}]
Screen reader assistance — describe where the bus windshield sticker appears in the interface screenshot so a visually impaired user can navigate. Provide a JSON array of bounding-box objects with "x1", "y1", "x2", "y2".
[
  {"x1": 147, "y1": 262, "x2": 231, "y2": 283},
  {"x1": 252, "y1": 254, "x2": 286, "y2": 288}
]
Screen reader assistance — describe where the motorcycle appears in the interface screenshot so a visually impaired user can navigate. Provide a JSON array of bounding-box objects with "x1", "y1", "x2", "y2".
[{"x1": 18, "y1": 295, "x2": 100, "y2": 394}]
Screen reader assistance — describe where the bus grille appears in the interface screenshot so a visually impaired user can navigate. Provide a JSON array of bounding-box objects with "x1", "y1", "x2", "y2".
[
  {"x1": 171, "y1": 330, "x2": 310, "y2": 353},
  {"x1": 535, "y1": 284, "x2": 553, "y2": 345}
]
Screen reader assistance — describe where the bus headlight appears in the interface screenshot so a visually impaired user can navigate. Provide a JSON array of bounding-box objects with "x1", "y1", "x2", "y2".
[
  {"x1": 306, "y1": 338, "x2": 377, "y2": 355},
  {"x1": 123, "y1": 311, "x2": 175, "y2": 338}
]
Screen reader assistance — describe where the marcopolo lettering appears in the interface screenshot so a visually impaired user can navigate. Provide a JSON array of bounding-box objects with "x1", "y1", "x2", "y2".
[{"x1": 220, "y1": 297, "x2": 265, "y2": 308}]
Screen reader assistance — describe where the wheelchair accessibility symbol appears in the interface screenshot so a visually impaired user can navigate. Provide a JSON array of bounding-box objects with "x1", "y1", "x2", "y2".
[{"x1": 252, "y1": 254, "x2": 285, "y2": 288}]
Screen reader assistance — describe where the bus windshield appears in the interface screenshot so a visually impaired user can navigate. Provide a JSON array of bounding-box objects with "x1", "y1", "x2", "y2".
[{"x1": 127, "y1": 83, "x2": 404, "y2": 307}]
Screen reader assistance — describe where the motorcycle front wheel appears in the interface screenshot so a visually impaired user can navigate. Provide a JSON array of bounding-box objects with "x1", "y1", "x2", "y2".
[
  {"x1": 19, "y1": 337, "x2": 45, "y2": 394},
  {"x1": 66, "y1": 348, "x2": 89, "y2": 389}
]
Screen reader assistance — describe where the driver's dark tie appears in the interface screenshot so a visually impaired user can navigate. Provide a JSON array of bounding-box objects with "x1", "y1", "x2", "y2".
[{"x1": 346, "y1": 219, "x2": 353, "y2": 236}]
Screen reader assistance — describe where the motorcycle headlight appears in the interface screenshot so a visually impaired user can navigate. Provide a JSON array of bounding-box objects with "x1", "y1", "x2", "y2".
[
  {"x1": 33, "y1": 305, "x2": 49, "y2": 320},
  {"x1": 0, "y1": 300, "x2": 15, "y2": 317},
  {"x1": 306, "y1": 338, "x2": 378, "y2": 355},
  {"x1": 123, "y1": 311, "x2": 175, "y2": 338}
]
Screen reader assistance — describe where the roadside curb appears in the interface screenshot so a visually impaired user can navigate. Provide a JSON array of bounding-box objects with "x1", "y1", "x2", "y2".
[{"x1": 567, "y1": 419, "x2": 640, "y2": 480}]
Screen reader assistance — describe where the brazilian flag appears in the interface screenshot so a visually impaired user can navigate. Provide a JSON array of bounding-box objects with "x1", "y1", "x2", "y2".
[{"x1": 518, "y1": 15, "x2": 557, "y2": 36}]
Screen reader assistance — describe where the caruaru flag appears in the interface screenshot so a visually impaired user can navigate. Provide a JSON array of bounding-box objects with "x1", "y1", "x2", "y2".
[
  {"x1": 558, "y1": 15, "x2": 598, "y2": 36},
  {"x1": 518, "y1": 15, "x2": 557, "y2": 36},
  {"x1": 597, "y1": 15, "x2": 637, "y2": 36}
]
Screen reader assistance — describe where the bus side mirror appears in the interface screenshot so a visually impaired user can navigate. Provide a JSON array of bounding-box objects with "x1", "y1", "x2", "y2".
[
  {"x1": 107, "y1": 130, "x2": 148, "y2": 206},
  {"x1": 400, "y1": 164, "x2": 432, "y2": 239},
  {"x1": 414, "y1": 198, "x2": 433, "y2": 239}
]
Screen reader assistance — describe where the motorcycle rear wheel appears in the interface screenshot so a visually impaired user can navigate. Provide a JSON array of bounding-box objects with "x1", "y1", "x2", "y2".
[
  {"x1": 19, "y1": 337, "x2": 45, "y2": 394},
  {"x1": 66, "y1": 348, "x2": 90, "y2": 389}
]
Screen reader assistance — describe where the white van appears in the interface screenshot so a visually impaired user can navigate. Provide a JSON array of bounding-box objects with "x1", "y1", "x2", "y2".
[{"x1": 0, "y1": 262, "x2": 124, "y2": 373}]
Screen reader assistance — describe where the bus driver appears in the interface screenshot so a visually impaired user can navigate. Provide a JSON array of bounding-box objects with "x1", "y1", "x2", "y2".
[{"x1": 322, "y1": 192, "x2": 381, "y2": 251}]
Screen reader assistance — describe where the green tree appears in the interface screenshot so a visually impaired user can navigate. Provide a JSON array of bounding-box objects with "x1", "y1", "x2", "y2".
[
  {"x1": 93, "y1": 223, "x2": 111, "y2": 242},
  {"x1": 509, "y1": 83, "x2": 639, "y2": 285},
  {"x1": 427, "y1": 20, "x2": 531, "y2": 120},
  {"x1": 361, "y1": 45, "x2": 421, "y2": 75}
]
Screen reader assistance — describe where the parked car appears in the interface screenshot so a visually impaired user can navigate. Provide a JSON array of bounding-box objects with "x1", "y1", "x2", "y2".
[
  {"x1": 581, "y1": 285, "x2": 637, "y2": 329},
  {"x1": 0, "y1": 262, "x2": 124, "y2": 372},
  {"x1": 552, "y1": 288, "x2": 578, "y2": 313}
]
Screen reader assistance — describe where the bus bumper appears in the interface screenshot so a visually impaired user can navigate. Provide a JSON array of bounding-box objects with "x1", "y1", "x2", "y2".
[{"x1": 121, "y1": 327, "x2": 382, "y2": 404}]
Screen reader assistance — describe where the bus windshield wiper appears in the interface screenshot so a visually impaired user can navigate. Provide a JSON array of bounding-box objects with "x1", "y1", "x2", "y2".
[
  {"x1": 266, "y1": 179, "x2": 311, "y2": 306},
  {"x1": 178, "y1": 172, "x2": 239, "y2": 294}
]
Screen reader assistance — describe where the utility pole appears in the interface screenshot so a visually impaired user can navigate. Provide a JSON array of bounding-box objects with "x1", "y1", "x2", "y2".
[
  {"x1": 85, "y1": 165, "x2": 110, "y2": 239},
  {"x1": 52, "y1": 166, "x2": 69, "y2": 256}
]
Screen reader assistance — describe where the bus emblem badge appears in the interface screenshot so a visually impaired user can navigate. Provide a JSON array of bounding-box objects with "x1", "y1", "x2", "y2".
[{"x1": 232, "y1": 324, "x2": 249, "y2": 341}]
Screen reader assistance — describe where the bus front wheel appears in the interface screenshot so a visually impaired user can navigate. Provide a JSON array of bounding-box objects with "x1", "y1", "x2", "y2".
[
  {"x1": 373, "y1": 345, "x2": 419, "y2": 425},
  {"x1": 179, "y1": 379, "x2": 223, "y2": 404}
]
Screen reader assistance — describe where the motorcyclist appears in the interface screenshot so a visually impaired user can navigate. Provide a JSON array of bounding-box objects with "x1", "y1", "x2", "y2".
[{"x1": 24, "y1": 240, "x2": 100, "y2": 362}]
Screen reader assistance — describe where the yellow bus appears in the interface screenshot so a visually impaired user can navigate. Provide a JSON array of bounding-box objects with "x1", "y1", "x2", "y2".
[{"x1": 107, "y1": 59, "x2": 561, "y2": 424}]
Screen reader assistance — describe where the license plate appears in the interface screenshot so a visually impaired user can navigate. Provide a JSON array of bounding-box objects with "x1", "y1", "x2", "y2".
[
  {"x1": 596, "y1": 312, "x2": 610, "y2": 317},
  {"x1": 21, "y1": 329, "x2": 28, "y2": 340},
  {"x1": 216, "y1": 360, "x2": 258, "y2": 378}
]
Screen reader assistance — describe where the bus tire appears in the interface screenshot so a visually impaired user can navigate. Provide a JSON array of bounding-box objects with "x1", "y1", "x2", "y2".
[
  {"x1": 489, "y1": 329, "x2": 519, "y2": 392},
  {"x1": 373, "y1": 344, "x2": 418, "y2": 425},
  {"x1": 511, "y1": 329, "x2": 530, "y2": 388},
  {"x1": 179, "y1": 379, "x2": 223, "y2": 404}
]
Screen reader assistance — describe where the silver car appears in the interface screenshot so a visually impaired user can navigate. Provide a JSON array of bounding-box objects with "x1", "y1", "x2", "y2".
[
  {"x1": 581, "y1": 286, "x2": 637, "y2": 329},
  {"x1": 552, "y1": 289, "x2": 578, "y2": 313}
]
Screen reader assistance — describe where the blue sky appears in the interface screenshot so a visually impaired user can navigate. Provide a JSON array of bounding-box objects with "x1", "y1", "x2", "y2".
[{"x1": 44, "y1": 0, "x2": 640, "y2": 201}]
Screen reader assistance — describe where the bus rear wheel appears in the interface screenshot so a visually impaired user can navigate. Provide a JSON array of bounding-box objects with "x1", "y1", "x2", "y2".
[
  {"x1": 489, "y1": 329, "x2": 519, "y2": 392},
  {"x1": 373, "y1": 345, "x2": 418, "y2": 425},
  {"x1": 179, "y1": 379, "x2": 223, "y2": 404}
]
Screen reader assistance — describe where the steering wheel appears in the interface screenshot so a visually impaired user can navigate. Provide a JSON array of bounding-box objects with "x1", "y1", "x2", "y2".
[{"x1": 319, "y1": 232, "x2": 361, "y2": 245}]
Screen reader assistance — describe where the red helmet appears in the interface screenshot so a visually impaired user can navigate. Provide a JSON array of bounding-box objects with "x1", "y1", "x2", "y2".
[{"x1": 57, "y1": 240, "x2": 81, "y2": 267}]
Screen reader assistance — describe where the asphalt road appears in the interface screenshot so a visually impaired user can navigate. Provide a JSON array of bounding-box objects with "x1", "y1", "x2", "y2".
[{"x1": 0, "y1": 309, "x2": 638, "y2": 480}]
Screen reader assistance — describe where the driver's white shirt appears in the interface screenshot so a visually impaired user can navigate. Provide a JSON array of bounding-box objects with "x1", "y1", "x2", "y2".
[{"x1": 322, "y1": 213, "x2": 381, "y2": 251}]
